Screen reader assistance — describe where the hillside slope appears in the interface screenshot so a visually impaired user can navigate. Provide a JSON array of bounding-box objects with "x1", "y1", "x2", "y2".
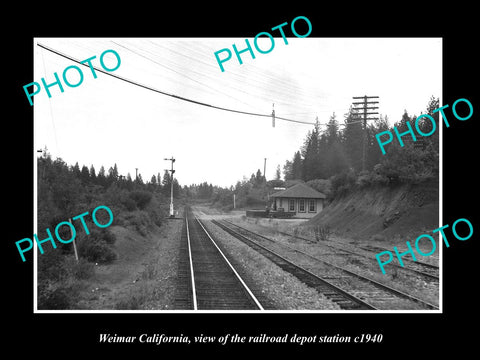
[{"x1": 306, "y1": 180, "x2": 439, "y2": 243}]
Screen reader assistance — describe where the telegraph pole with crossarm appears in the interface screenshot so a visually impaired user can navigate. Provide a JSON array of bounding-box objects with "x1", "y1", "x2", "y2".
[{"x1": 352, "y1": 95, "x2": 379, "y2": 172}]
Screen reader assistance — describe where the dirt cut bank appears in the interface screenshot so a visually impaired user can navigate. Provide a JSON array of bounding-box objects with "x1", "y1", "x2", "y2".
[{"x1": 305, "y1": 180, "x2": 439, "y2": 243}]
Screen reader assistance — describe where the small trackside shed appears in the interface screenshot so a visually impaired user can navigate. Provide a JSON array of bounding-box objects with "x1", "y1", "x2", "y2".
[{"x1": 270, "y1": 183, "x2": 326, "y2": 219}]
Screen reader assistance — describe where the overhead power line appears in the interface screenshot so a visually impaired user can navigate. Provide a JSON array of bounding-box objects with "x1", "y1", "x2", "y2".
[
  {"x1": 111, "y1": 40, "x2": 264, "y2": 112},
  {"x1": 36, "y1": 43, "x2": 316, "y2": 126}
]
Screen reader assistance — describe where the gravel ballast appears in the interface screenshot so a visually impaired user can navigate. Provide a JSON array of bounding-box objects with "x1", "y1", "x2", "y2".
[{"x1": 202, "y1": 220, "x2": 341, "y2": 310}]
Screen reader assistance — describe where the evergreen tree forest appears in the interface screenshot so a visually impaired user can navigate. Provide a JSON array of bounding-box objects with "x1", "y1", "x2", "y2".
[
  {"x1": 283, "y1": 96, "x2": 439, "y2": 187},
  {"x1": 205, "y1": 96, "x2": 440, "y2": 210}
]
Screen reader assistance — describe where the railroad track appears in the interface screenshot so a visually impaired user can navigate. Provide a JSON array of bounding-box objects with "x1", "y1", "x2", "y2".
[
  {"x1": 359, "y1": 244, "x2": 439, "y2": 279},
  {"x1": 211, "y1": 220, "x2": 376, "y2": 310},
  {"x1": 259, "y1": 226, "x2": 439, "y2": 281},
  {"x1": 214, "y1": 220, "x2": 439, "y2": 310},
  {"x1": 174, "y1": 207, "x2": 263, "y2": 310}
]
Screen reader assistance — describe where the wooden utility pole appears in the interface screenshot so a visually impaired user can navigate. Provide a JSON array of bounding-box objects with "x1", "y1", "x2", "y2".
[
  {"x1": 69, "y1": 218, "x2": 78, "y2": 262},
  {"x1": 272, "y1": 103, "x2": 275, "y2": 128},
  {"x1": 352, "y1": 95, "x2": 379, "y2": 171},
  {"x1": 264, "y1": 158, "x2": 267, "y2": 180}
]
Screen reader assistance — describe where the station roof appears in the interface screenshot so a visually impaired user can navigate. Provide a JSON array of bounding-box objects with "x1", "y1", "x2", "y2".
[{"x1": 270, "y1": 183, "x2": 326, "y2": 199}]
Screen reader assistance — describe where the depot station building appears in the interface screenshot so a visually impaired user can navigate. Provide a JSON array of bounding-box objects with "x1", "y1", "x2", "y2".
[{"x1": 270, "y1": 183, "x2": 326, "y2": 219}]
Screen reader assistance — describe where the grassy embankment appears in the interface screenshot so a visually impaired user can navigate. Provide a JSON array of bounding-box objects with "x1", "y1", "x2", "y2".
[{"x1": 36, "y1": 154, "x2": 183, "y2": 310}]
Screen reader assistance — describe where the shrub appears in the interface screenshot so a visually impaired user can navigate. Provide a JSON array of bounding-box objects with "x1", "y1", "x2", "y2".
[
  {"x1": 72, "y1": 259, "x2": 95, "y2": 280},
  {"x1": 103, "y1": 183, "x2": 132, "y2": 211},
  {"x1": 122, "y1": 197, "x2": 137, "y2": 211},
  {"x1": 293, "y1": 227, "x2": 300, "y2": 237},
  {"x1": 355, "y1": 170, "x2": 389, "y2": 188},
  {"x1": 38, "y1": 248, "x2": 70, "y2": 282},
  {"x1": 102, "y1": 229, "x2": 117, "y2": 244},
  {"x1": 125, "y1": 210, "x2": 151, "y2": 235},
  {"x1": 40, "y1": 287, "x2": 72, "y2": 309},
  {"x1": 313, "y1": 225, "x2": 331, "y2": 241},
  {"x1": 39, "y1": 284, "x2": 81, "y2": 310},
  {"x1": 148, "y1": 209, "x2": 163, "y2": 227},
  {"x1": 115, "y1": 296, "x2": 140, "y2": 310},
  {"x1": 88, "y1": 228, "x2": 117, "y2": 244},
  {"x1": 376, "y1": 142, "x2": 437, "y2": 184},
  {"x1": 129, "y1": 191, "x2": 152, "y2": 210},
  {"x1": 330, "y1": 170, "x2": 356, "y2": 196},
  {"x1": 306, "y1": 179, "x2": 332, "y2": 197},
  {"x1": 146, "y1": 195, "x2": 166, "y2": 227},
  {"x1": 78, "y1": 237, "x2": 117, "y2": 264}
]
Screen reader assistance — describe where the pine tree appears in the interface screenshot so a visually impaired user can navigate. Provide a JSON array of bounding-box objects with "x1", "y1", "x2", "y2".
[
  {"x1": 291, "y1": 151, "x2": 303, "y2": 180},
  {"x1": 72, "y1": 162, "x2": 81, "y2": 178},
  {"x1": 275, "y1": 164, "x2": 281, "y2": 180},
  {"x1": 324, "y1": 113, "x2": 348, "y2": 177},
  {"x1": 162, "y1": 170, "x2": 170, "y2": 186},
  {"x1": 107, "y1": 163, "x2": 119, "y2": 185},
  {"x1": 50, "y1": 158, "x2": 84, "y2": 215},
  {"x1": 80, "y1": 165, "x2": 90, "y2": 184},
  {"x1": 367, "y1": 115, "x2": 390, "y2": 169},
  {"x1": 162, "y1": 170, "x2": 171, "y2": 196},
  {"x1": 301, "y1": 118, "x2": 321, "y2": 181},
  {"x1": 316, "y1": 132, "x2": 328, "y2": 178},
  {"x1": 249, "y1": 173, "x2": 256, "y2": 185},
  {"x1": 150, "y1": 174, "x2": 157, "y2": 185},
  {"x1": 125, "y1": 172, "x2": 133, "y2": 190},
  {"x1": 422, "y1": 96, "x2": 440, "y2": 176},
  {"x1": 283, "y1": 159, "x2": 293, "y2": 180},
  {"x1": 326, "y1": 112, "x2": 339, "y2": 145},
  {"x1": 255, "y1": 169, "x2": 264, "y2": 186},
  {"x1": 343, "y1": 106, "x2": 363, "y2": 172},
  {"x1": 89, "y1": 164, "x2": 96, "y2": 181},
  {"x1": 136, "y1": 173, "x2": 144, "y2": 185},
  {"x1": 97, "y1": 166, "x2": 107, "y2": 187},
  {"x1": 421, "y1": 96, "x2": 440, "y2": 151},
  {"x1": 397, "y1": 110, "x2": 413, "y2": 133}
]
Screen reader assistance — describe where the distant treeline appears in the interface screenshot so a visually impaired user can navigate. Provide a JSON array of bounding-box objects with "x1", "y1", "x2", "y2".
[{"x1": 37, "y1": 153, "x2": 181, "y2": 233}]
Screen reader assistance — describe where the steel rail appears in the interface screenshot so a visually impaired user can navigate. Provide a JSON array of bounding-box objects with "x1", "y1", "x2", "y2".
[
  {"x1": 238, "y1": 222, "x2": 439, "y2": 281},
  {"x1": 194, "y1": 217, "x2": 264, "y2": 310},
  {"x1": 222, "y1": 220, "x2": 438, "y2": 310},
  {"x1": 212, "y1": 220, "x2": 377, "y2": 310},
  {"x1": 183, "y1": 208, "x2": 263, "y2": 310}
]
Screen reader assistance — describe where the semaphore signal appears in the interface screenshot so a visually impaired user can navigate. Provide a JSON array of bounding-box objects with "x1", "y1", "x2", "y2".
[{"x1": 164, "y1": 157, "x2": 176, "y2": 218}]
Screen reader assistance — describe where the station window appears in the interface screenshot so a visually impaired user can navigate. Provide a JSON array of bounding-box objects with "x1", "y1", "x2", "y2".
[
  {"x1": 289, "y1": 199, "x2": 295, "y2": 211},
  {"x1": 299, "y1": 199, "x2": 305, "y2": 212},
  {"x1": 308, "y1": 199, "x2": 316, "y2": 212}
]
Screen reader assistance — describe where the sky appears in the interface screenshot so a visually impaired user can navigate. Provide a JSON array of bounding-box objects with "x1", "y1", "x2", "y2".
[{"x1": 33, "y1": 37, "x2": 442, "y2": 187}]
